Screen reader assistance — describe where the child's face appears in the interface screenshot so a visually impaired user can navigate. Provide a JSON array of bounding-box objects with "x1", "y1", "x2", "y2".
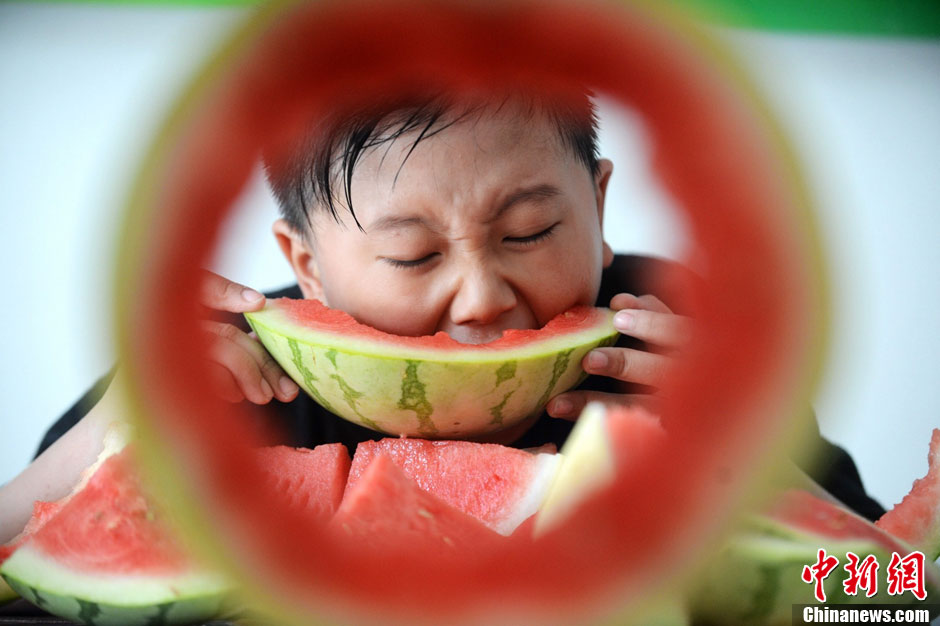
[{"x1": 274, "y1": 107, "x2": 613, "y2": 344}]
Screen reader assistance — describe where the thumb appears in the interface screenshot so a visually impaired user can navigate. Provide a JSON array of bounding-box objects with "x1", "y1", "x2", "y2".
[{"x1": 200, "y1": 269, "x2": 265, "y2": 313}]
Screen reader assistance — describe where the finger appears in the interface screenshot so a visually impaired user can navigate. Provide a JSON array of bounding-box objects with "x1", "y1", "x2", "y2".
[
  {"x1": 246, "y1": 332, "x2": 300, "y2": 402},
  {"x1": 200, "y1": 269, "x2": 265, "y2": 313},
  {"x1": 582, "y1": 347, "x2": 671, "y2": 388},
  {"x1": 610, "y1": 293, "x2": 671, "y2": 314},
  {"x1": 546, "y1": 391, "x2": 662, "y2": 420},
  {"x1": 613, "y1": 309, "x2": 692, "y2": 350},
  {"x1": 203, "y1": 321, "x2": 298, "y2": 402},
  {"x1": 205, "y1": 327, "x2": 275, "y2": 405}
]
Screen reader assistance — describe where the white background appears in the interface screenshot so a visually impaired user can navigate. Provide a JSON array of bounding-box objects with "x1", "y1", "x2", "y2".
[{"x1": 0, "y1": 3, "x2": 938, "y2": 516}]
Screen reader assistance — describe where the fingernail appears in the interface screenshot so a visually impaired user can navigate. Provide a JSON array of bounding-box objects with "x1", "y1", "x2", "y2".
[
  {"x1": 242, "y1": 288, "x2": 263, "y2": 303},
  {"x1": 280, "y1": 376, "x2": 298, "y2": 396},
  {"x1": 260, "y1": 379, "x2": 274, "y2": 398},
  {"x1": 551, "y1": 398, "x2": 573, "y2": 416},
  {"x1": 586, "y1": 350, "x2": 608, "y2": 370},
  {"x1": 614, "y1": 310, "x2": 635, "y2": 331}
]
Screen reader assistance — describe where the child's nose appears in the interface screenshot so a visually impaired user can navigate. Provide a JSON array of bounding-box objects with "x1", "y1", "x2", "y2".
[{"x1": 448, "y1": 268, "x2": 518, "y2": 327}]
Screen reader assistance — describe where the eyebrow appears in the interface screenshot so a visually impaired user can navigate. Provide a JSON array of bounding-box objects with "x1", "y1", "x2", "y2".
[
  {"x1": 365, "y1": 183, "x2": 563, "y2": 233},
  {"x1": 486, "y1": 183, "x2": 562, "y2": 224}
]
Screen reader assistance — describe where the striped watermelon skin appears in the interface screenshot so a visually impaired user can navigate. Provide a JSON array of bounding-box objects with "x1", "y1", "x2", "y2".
[
  {"x1": 1, "y1": 558, "x2": 230, "y2": 626},
  {"x1": 246, "y1": 300, "x2": 618, "y2": 438}
]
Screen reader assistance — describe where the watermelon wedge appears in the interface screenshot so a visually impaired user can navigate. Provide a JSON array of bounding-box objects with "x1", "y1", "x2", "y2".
[
  {"x1": 691, "y1": 489, "x2": 940, "y2": 625},
  {"x1": 536, "y1": 402, "x2": 665, "y2": 534},
  {"x1": 0, "y1": 448, "x2": 232, "y2": 626},
  {"x1": 346, "y1": 438, "x2": 560, "y2": 535},
  {"x1": 876, "y1": 429, "x2": 940, "y2": 559},
  {"x1": 245, "y1": 299, "x2": 618, "y2": 438},
  {"x1": 331, "y1": 453, "x2": 505, "y2": 553},
  {"x1": 254, "y1": 443, "x2": 350, "y2": 522}
]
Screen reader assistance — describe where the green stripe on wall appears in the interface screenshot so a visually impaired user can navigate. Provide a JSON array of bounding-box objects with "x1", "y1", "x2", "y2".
[{"x1": 13, "y1": 0, "x2": 940, "y2": 38}]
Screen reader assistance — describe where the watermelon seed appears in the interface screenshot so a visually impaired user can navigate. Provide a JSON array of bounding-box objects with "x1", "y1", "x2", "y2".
[{"x1": 417, "y1": 508, "x2": 433, "y2": 519}]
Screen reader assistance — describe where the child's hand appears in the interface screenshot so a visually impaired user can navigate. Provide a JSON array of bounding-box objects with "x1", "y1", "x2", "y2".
[
  {"x1": 200, "y1": 271, "x2": 299, "y2": 404},
  {"x1": 546, "y1": 293, "x2": 692, "y2": 419}
]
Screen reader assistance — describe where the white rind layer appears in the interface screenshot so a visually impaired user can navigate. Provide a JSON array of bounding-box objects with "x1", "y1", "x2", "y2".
[
  {"x1": 494, "y1": 451, "x2": 563, "y2": 536},
  {"x1": 535, "y1": 403, "x2": 616, "y2": 535},
  {"x1": 0, "y1": 545, "x2": 230, "y2": 625}
]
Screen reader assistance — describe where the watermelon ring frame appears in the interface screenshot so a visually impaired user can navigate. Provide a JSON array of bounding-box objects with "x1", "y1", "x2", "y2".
[{"x1": 116, "y1": 0, "x2": 830, "y2": 623}]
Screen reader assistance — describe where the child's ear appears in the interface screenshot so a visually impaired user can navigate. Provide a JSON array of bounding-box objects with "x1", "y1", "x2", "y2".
[
  {"x1": 272, "y1": 218, "x2": 326, "y2": 301},
  {"x1": 594, "y1": 159, "x2": 615, "y2": 269}
]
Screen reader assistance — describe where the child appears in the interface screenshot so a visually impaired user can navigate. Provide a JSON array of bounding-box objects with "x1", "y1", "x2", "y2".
[{"x1": 0, "y1": 89, "x2": 883, "y2": 545}]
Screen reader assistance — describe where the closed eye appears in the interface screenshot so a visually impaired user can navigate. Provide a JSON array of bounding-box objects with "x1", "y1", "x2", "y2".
[
  {"x1": 504, "y1": 224, "x2": 558, "y2": 246},
  {"x1": 383, "y1": 253, "x2": 439, "y2": 269}
]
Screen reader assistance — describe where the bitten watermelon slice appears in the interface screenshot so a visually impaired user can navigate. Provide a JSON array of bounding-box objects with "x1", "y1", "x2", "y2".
[
  {"x1": 0, "y1": 448, "x2": 232, "y2": 626},
  {"x1": 245, "y1": 299, "x2": 618, "y2": 438},
  {"x1": 331, "y1": 453, "x2": 505, "y2": 553},
  {"x1": 254, "y1": 443, "x2": 350, "y2": 522},
  {"x1": 876, "y1": 429, "x2": 940, "y2": 559},
  {"x1": 346, "y1": 438, "x2": 560, "y2": 535}
]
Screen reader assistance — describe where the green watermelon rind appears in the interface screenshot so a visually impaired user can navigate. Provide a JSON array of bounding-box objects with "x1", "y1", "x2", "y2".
[
  {"x1": 691, "y1": 529, "x2": 935, "y2": 626},
  {"x1": 246, "y1": 306, "x2": 618, "y2": 437},
  {"x1": 0, "y1": 545, "x2": 232, "y2": 626},
  {"x1": 0, "y1": 575, "x2": 17, "y2": 606}
]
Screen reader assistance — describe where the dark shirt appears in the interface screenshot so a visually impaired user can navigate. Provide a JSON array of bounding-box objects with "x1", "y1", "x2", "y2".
[{"x1": 35, "y1": 255, "x2": 885, "y2": 521}]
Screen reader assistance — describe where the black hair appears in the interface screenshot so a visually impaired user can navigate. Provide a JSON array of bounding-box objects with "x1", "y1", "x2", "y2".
[{"x1": 264, "y1": 89, "x2": 600, "y2": 235}]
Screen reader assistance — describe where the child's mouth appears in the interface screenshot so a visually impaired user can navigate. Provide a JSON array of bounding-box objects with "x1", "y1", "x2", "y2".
[
  {"x1": 446, "y1": 326, "x2": 510, "y2": 345},
  {"x1": 439, "y1": 309, "x2": 540, "y2": 345}
]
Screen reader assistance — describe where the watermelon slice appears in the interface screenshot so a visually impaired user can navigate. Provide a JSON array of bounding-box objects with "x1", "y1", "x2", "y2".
[
  {"x1": 876, "y1": 429, "x2": 940, "y2": 559},
  {"x1": 245, "y1": 299, "x2": 618, "y2": 438},
  {"x1": 691, "y1": 489, "x2": 940, "y2": 625},
  {"x1": 0, "y1": 448, "x2": 232, "y2": 626},
  {"x1": 345, "y1": 438, "x2": 560, "y2": 535},
  {"x1": 254, "y1": 443, "x2": 350, "y2": 522},
  {"x1": 331, "y1": 453, "x2": 505, "y2": 553},
  {"x1": 536, "y1": 402, "x2": 666, "y2": 534}
]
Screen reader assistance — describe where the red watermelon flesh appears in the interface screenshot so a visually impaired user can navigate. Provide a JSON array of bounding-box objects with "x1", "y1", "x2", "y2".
[
  {"x1": 767, "y1": 489, "x2": 911, "y2": 555},
  {"x1": 254, "y1": 443, "x2": 350, "y2": 522},
  {"x1": 330, "y1": 453, "x2": 505, "y2": 553},
  {"x1": 345, "y1": 438, "x2": 560, "y2": 536},
  {"x1": 0, "y1": 501, "x2": 61, "y2": 565},
  {"x1": 276, "y1": 298, "x2": 608, "y2": 351},
  {"x1": 27, "y1": 449, "x2": 191, "y2": 575},
  {"x1": 876, "y1": 429, "x2": 940, "y2": 559}
]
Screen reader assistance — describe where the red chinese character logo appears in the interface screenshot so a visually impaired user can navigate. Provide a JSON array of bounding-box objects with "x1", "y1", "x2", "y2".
[
  {"x1": 843, "y1": 552, "x2": 879, "y2": 597},
  {"x1": 886, "y1": 551, "x2": 927, "y2": 600},
  {"x1": 802, "y1": 548, "x2": 840, "y2": 602}
]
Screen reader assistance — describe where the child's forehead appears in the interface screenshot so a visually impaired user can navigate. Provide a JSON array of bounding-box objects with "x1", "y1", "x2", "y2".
[{"x1": 366, "y1": 97, "x2": 566, "y2": 157}]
